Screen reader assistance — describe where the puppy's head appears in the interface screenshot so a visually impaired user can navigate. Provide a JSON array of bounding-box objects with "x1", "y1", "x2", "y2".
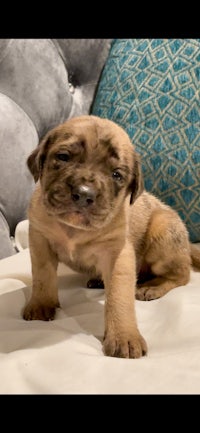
[{"x1": 27, "y1": 115, "x2": 143, "y2": 230}]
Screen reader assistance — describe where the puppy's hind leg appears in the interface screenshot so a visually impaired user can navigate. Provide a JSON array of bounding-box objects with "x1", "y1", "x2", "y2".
[
  {"x1": 136, "y1": 208, "x2": 191, "y2": 301},
  {"x1": 87, "y1": 278, "x2": 104, "y2": 289}
]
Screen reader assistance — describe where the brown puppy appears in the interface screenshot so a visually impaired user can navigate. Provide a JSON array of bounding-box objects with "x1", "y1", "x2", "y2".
[{"x1": 23, "y1": 115, "x2": 200, "y2": 358}]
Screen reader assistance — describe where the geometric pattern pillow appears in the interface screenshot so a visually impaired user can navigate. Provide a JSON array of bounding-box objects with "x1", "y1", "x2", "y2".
[{"x1": 92, "y1": 39, "x2": 200, "y2": 242}]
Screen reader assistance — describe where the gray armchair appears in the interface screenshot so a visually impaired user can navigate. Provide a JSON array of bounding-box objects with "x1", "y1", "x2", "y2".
[{"x1": 0, "y1": 38, "x2": 111, "y2": 258}]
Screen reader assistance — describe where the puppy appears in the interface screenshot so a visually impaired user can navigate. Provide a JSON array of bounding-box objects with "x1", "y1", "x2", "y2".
[{"x1": 23, "y1": 115, "x2": 200, "y2": 358}]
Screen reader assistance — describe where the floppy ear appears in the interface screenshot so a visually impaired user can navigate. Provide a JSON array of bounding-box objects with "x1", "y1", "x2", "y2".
[
  {"x1": 27, "y1": 146, "x2": 43, "y2": 182},
  {"x1": 129, "y1": 152, "x2": 144, "y2": 205},
  {"x1": 27, "y1": 131, "x2": 55, "y2": 182}
]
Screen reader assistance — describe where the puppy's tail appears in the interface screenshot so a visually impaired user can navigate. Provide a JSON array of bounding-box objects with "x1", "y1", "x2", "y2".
[{"x1": 190, "y1": 243, "x2": 200, "y2": 269}]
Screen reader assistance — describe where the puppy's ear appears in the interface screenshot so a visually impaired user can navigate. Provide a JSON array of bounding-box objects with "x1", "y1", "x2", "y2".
[
  {"x1": 27, "y1": 131, "x2": 55, "y2": 182},
  {"x1": 27, "y1": 146, "x2": 43, "y2": 182},
  {"x1": 129, "y1": 152, "x2": 144, "y2": 205}
]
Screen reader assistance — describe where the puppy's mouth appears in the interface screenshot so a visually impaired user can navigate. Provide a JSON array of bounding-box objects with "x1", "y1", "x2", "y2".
[
  {"x1": 58, "y1": 208, "x2": 92, "y2": 229},
  {"x1": 43, "y1": 190, "x2": 110, "y2": 230}
]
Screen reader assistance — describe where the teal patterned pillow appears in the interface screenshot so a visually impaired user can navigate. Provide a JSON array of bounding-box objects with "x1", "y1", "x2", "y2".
[{"x1": 92, "y1": 39, "x2": 200, "y2": 242}]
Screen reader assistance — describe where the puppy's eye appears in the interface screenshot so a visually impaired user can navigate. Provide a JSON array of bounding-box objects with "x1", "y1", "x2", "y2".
[
  {"x1": 55, "y1": 153, "x2": 70, "y2": 162},
  {"x1": 112, "y1": 171, "x2": 123, "y2": 181}
]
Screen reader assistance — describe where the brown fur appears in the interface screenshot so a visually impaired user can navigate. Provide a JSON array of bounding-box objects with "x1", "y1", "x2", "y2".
[{"x1": 23, "y1": 115, "x2": 200, "y2": 358}]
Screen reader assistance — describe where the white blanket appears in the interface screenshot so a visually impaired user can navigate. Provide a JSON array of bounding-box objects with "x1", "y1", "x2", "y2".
[{"x1": 0, "y1": 221, "x2": 200, "y2": 394}]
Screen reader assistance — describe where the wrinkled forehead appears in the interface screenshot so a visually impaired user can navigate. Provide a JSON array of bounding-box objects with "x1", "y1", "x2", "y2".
[{"x1": 45, "y1": 116, "x2": 133, "y2": 164}]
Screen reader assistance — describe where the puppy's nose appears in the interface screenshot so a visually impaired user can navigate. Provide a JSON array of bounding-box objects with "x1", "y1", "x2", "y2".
[{"x1": 71, "y1": 185, "x2": 96, "y2": 207}]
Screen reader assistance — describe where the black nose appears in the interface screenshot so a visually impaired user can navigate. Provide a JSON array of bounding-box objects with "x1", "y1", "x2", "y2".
[{"x1": 71, "y1": 185, "x2": 96, "y2": 207}]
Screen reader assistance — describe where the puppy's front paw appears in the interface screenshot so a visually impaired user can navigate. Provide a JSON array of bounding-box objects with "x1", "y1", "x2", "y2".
[
  {"x1": 23, "y1": 301, "x2": 59, "y2": 321},
  {"x1": 103, "y1": 331, "x2": 147, "y2": 359}
]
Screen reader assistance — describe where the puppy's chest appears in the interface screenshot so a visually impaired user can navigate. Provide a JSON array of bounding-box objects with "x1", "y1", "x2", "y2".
[{"x1": 50, "y1": 235, "x2": 99, "y2": 275}]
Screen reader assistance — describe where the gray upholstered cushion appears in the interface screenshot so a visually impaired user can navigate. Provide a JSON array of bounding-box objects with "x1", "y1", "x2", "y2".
[
  {"x1": 0, "y1": 93, "x2": 38, "y2": 258},
  {"x1": 0, "y1": 94, "x2": 38, "y2": 258},
  {"x1": 53, "y1": 39, "x2": 112, "y2": 118},
  {"x1": 0, "y1": 39, "x2": 72, "y2": 139}
]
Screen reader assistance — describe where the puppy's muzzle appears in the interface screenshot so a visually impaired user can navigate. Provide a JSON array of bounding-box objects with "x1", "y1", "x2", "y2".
[{"x1": 71, "y1": 185, "x2": 96, "y2": 208}]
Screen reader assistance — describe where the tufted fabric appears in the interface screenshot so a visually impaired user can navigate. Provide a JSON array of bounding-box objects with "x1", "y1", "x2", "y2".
[
  {"x1": 0, "y1": 39, "x2": 112, "y2": 259},
  {"x1": 92, "y1": 39, "x2": 200, "y2": 242}
]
